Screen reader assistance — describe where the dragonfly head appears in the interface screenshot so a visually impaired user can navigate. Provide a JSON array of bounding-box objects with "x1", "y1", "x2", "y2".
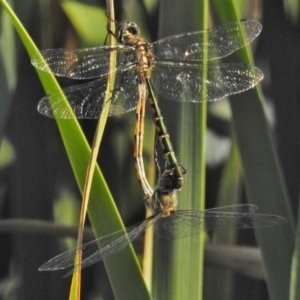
[
  {"x1": 157, "y1": 165, "x2": 186, "y2": 190},
  {"x1": 115, "y1": 21, "x2": 140, "y2": 43}
]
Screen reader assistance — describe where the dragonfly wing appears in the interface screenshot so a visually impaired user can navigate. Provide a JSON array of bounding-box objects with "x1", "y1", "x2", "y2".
[
  {"x1": 154, "y1": 211, "x2": 206, "y2": 239},
  {"x1": 151, "y1": 20, "x2": 262, "y2": 62},
  {"x1": 107, "y1": 68, "x2": 141, "y2": 116},
  {"x1": 32, "y1": 46, "x2": 136, "y2": 79},
  {"x1": 154, "y1": 209, "x2": 286, "y2": 239},
  {"x1": 37, "y1": 69, "x2": 138, "y2": 119},
  {"x1": 202, "y1": 211, "x2": 286, "y2": 231},
  {"x1": 204, "y1": 204, "x2": 258, "y2": 213},
  {"x1": 74, "y1": 216, "x2": 159, "y2": 274},
  {"x1": 39, "y1": 216, "x2": 158, "y2": 273},
  {"x1": 151, "y1": 63, "x2": 263, "y2": 102}
]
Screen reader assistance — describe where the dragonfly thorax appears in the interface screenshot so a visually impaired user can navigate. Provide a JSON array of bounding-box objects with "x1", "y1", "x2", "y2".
[
  {"x1": 115, "y1": 21, "x2": 153, "y2": 80},
  {"x1": 136, "y1": 43, "x2": 153, "y2": 80},
  {"x1": 144, "y1": 167, "x2": 179, "y2": 214}
]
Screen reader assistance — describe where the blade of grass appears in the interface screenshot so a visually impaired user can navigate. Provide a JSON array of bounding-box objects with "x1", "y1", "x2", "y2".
[
  {"x1": 0, "y1": 1, "x2": 16, "y2": 137},
  {"x1": 205, "y1": 142, "x2": 241, "y2": 300},
  {"x1": 213, "y1": 1, "x2": 295, "y2": 299},
  {"x1": 290, "y1": 202, "x2": 300, "y2": 299},
  {"x1": 69, "y1": 1, "x2": 116, "y2": 300},
  {"x1": 69, "y1": 3, "x2": 116, "y2": 299},
  {"x1": 0, "y1": 1, "x2": 151, "y2": 299},
  {"x1": 152, "y1": 1, "x2": 207, "y2": 299},
  {"x1": 171, "y1": 2, "x2": 208, "y2": 300},
  {"x1": 61, "y1": 2, "x2": 108, "y2": 46}
]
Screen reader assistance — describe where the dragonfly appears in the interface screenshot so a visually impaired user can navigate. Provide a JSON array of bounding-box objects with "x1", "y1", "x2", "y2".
[{"x1": 32, "y1": 19, "x2": 264, "y2": 191}]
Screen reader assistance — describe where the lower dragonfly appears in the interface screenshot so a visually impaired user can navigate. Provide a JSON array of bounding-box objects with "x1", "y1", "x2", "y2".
[{"x1": 38, "y1": 164, "x2": 286, "y2": 275}]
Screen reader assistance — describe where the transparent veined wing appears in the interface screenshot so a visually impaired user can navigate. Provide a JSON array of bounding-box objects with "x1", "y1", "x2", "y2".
[
  {"x1": 202, "y1": 204, "x2": 258, "y2": 213},
  {"x1": 31, "y1": 45, "x2": 136, "y2": 80},
  {"x1": 151, "y1": 19, "x2": 262, "y2": 62},
  {"x1": 37, "y1": 67, "x2": 139, "y2": 119},
  {"x1": 39, "y1": 215, "x2": 160, "y2": 274},
  {"x1": 39, "y1": 205, "x2": 286, "y2": 274},
  {"x1": 154, "y1": 204, "x2": 286, "y2": 239},
  {"x1": 151, "y1": 62, "x2": 263, "y2": 102}
]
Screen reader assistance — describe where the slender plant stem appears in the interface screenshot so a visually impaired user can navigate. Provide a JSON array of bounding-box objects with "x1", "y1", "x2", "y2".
[{"x1": 68, "y1": 1, "x2": 116, "y2": 299}]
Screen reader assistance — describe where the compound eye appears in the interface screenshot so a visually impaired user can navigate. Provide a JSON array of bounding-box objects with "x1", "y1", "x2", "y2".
[
  {"x1": 127, "y1": 22, "x2": 140, "y2": 35},
  {"x1": 114, "y1": 21, "x2": 140, "y2": 43}
]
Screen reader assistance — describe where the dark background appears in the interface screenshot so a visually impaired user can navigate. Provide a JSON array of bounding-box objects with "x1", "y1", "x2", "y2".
[{"x1": 0, "y1": 0, "x2": 299, "y2": 299}]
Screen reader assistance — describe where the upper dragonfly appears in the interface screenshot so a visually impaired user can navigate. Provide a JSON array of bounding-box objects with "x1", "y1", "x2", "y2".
[{"x1": 31, "y1": 19, "x2": 263, "y2": 119}]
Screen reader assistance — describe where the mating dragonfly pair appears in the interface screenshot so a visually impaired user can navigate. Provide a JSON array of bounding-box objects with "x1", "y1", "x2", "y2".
[{"x1": 32, "y1": 19, "x2": 285, "y2": 274}]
